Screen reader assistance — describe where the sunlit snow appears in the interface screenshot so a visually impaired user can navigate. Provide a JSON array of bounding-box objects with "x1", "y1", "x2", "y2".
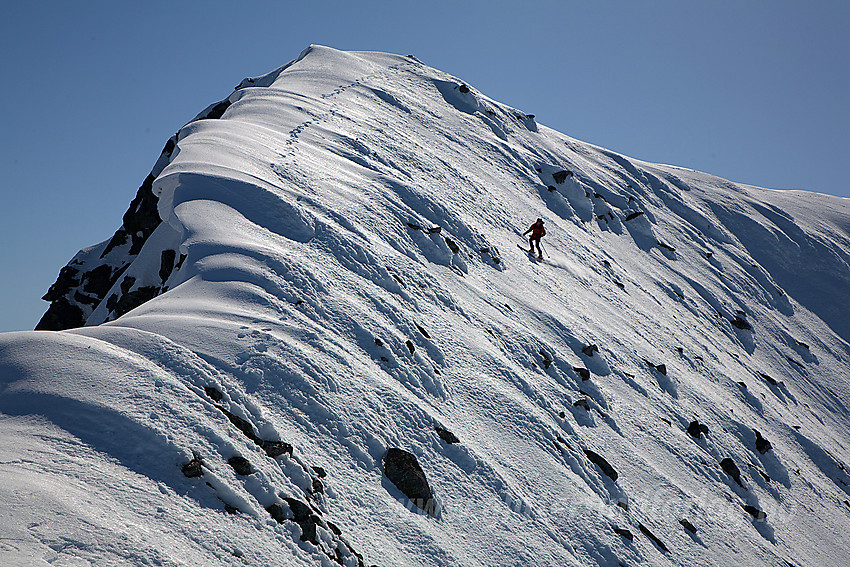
[{"x1": 2, "y1": 46, "x2": 849, "y2": 566}]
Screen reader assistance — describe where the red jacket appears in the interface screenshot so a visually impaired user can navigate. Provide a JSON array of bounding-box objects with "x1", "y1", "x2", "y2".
[{"x1": 527, "y1": 223, "x2": 545, "y2": 238}]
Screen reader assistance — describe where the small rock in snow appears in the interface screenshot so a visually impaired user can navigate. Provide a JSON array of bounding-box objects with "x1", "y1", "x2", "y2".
[
  {"x1": 228, "y1": 455, "x2": 252, "y2": 476},
  {"x1": 383, "y1": 448, "x2": 437, "y2": 517},
  {"x1": 435, "y1": 426, "x2": 459, "y2": 444},
  {"x1": 181, "y1": 453, "x2": 204, "y2": 478}
]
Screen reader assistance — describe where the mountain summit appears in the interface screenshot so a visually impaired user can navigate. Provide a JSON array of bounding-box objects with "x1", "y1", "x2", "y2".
[{"x1": 5, "y1": 45, "x2": 850, "y2": 566}]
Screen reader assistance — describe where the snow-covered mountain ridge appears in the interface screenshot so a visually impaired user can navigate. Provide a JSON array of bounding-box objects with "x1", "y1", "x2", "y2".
[{"x1": 4, "y1": 45, "x2": 850, "y2": 566}]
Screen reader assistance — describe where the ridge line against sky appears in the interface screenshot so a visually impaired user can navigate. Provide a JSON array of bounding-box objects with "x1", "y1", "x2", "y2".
[{"x1": 1, "y1": 0, "x2": 848, "y2": 332}]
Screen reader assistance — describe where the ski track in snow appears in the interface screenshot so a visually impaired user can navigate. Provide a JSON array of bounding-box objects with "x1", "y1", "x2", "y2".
[{"x1": 4, "y1": 45, "x2": 850, "y2": 566}]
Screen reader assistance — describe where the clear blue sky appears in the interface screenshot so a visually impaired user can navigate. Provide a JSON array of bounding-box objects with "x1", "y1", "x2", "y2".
[{"x1": 1, "y1": 1, "x2": 847, "y2": 332}]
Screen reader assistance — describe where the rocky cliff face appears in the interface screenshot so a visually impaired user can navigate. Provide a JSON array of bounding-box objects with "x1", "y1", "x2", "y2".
[{"x1": 36, "y1": 96, "x2": 247, "y2": 330}]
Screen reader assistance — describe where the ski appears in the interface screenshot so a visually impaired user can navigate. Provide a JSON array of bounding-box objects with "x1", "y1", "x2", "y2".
[{"x1": 517, "y1": 244, "x2": 543, "y2": 260}]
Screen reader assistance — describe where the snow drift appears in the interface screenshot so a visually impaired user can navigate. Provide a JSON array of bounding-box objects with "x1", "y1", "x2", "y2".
[{"x1": 4, "y1": 45, "x2": 850, "y2": 566}]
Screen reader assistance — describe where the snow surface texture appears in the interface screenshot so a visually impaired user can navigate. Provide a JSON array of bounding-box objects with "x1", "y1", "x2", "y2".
[{"x1": 5, "y1": 45, "x2": 850, "y2": 566}]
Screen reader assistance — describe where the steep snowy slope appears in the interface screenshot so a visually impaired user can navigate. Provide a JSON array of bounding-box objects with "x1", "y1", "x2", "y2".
[{"x1": 4, "y1": 46, "x2": 850, "y2": 566}]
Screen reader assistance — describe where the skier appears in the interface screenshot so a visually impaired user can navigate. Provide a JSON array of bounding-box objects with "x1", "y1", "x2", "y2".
[{"x1": 523, "y1": 218, "x2": 546, "y2": 258}]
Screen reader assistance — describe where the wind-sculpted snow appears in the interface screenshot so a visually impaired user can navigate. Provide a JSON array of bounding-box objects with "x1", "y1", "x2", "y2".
[{"x1": 7, "y1": 45, "x2": 850, "y2": 566}]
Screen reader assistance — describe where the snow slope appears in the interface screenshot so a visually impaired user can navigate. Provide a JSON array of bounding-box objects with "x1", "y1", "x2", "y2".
[{"x1": 4, "y1": 45, "x2": 850, "y2": 566}]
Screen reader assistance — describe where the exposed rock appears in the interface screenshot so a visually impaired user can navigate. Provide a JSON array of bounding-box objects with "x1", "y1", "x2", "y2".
[
  {"x1": 731, "y1": 316, "x2": 752, "y2": 330},
  {"x1": 82, "y1": 265, "x2": 114, "y2": 297},
  {"x1": 743, "y1": 505, "x2": 766, "y2": 520},
  {"x1": 625, "y1": 211, "x2": 645, "y2": 221},
  {"x1": 458, "y1": 83, "x2": 470, "y2": 94},
  {"x1": 573, "y1": 398, "x2": 590, "y2": 411},
  {"x1": 613, "y1": 527, "x2": 633, "y2": 541},
  {"x1": 540, "y1": 350, "x2": 553, "y2": 369},
  {"x1": 73, "y1": 291, "x2": 99, "y2": 306},
  {"x1": 228, "y1": 455, "x2": 252, "y2": 476},
  {"x1": 753, "y1": 429, "x2": 772, "y2": 454},
  {"x1": 435, "y1": 426, "x2": 459, "y2": 444},
  {"x1": 759, "y1": 372, "x2": 779, "y2": 386},
  {"x1": 204, "y1": 386, "x2": 223, "y2": 402},
  {"x1": 552, "y1": 170, "x2": 573, "y2": 184},
  {"x1": 720, "y1": 457, "x2": 743, "y2": 486},
  {"x1": 679, "y1": 519, "x2": 697, "y2": 534},
  {"x1": 687, "y1": 420, "x2": 709, "y2": 440},
  {"x1": 124, "y1": 176, "x2": 163, "y2": 255},
  {"x1": 266, "y1": 502, "x2": 287, "y2": 523},
  {"x1": 406, "y1": 340, "x2": 416, "y2": 354},
  {"x1": 120, "y1": 276, "x2": 136, "y2": 295},
  {"x1": 159, "y1": 249, "x2": 177, "y2": 284},
  {"x1": 444, "y1": 237, "x2": 460, "y2": 254},
  {"x1": 638, "y1": 523, "x2": 669, "y2": 552},
  {"x1": 35, "y1": 297, "x2": 85, "y2": 331},
  {"x1": 41, "y1": 265, "x2": 81, "y2": 302},
  {"x1": 582, "y1": 344, "x2": 599, "y2": 357},
  {"x1": 383, "y1": 448, "x2": 436, "y2": 517},
  {"x1": 282, "y1": 498, "x2": 325, "y2": 543},
  {"x1": 203, "y1": 99, "x2": 232, "y2": 120},
  {"x1": 415, "y1": 324, "x2": 431, "y2": 339},
  {"x1": 573, "y1": 367, "x2": 590, "y2": 380},
  {"x1": 261, "y1": 440, "x2": 293, "y2": 458},
  {"x1": 311, "y1": 466, "x2": 327, "y2": 478},
  {"x1": 221, "y1": 409, "x2": 260, "y2": 443},
  {"x1": 112, "y1": 286, "x2": 161, "y2": 318},
  {"x1": 584, "y1": 450, "x2": 618, "y2": 481},
  {"x1": 644, "y1": 359, "x2": 667, "y2": 375},
  {"x1": 181, "y1": 453, "x2": 204, "y2": 478}
]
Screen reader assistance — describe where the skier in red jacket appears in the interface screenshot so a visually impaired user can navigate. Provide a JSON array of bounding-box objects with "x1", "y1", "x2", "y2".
[{"x1": 523, "y1": 218, "x2": 546, "y2": 258}]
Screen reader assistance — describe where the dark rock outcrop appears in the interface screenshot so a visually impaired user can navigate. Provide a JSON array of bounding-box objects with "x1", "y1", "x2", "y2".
[
  {"x1": 35, "y1": 297, "x2": 85, "y2": 331},
  {"x1": 112, "y1": 286, "x2": 161, "y2": 318},
  {"x1": 679, "y1": 518, "x2": 697, "y2": 534},
  {"x1": 383, "y1": 448, "x2": 436, "y2": 517},
  {"x1": 261, "y1": 440, "x2": 293, "y2": 458},
  {"x1": 720, "y1": 457, "x2": 743, "y2": 486},
  {"x1": 638, "y1": 523, "x2": 669, "y2": 552},
  {"x1": 687, "y1": 420, "x2": 709, "y2": 440},
  {"x1": 540, "y1": 350, "x2": 553, "y2": 369},
  {"x1": 754, "y1": 429, "x2": 772, "y2": 454},
  {"x1": 228, "y1": 455, "x2": 252, "y2": 476},
  {"x1": 181, "y1": 453, "x2": 204, "y2": 478},
  {"x1": 743, "y1": 505, "x2": 766, "y2": 520},
  {"x1": 552, "y1": 170, "x2": 573, "y2": 184},
  {"x1": 444, "y1": 237, "x2": 460, "y2": 254},
  {"x1": 573, "y1": 367, "x2": 590, "y2": 380},
  {"x1": 584, "y1": 450, "x2": 618, "y2": 481},
  {"x1": 159, "y1": 249, "x2": 177, "y2": 284},
  {"x1": 435, "y1": 426, "x2": 459, "y2": 444},
  {"x1": 582, "y1": 344, "x2": 599, "y2": 357},
  {"x1": 204, "y1": 386, "x2": 223, "y2": 402}
]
